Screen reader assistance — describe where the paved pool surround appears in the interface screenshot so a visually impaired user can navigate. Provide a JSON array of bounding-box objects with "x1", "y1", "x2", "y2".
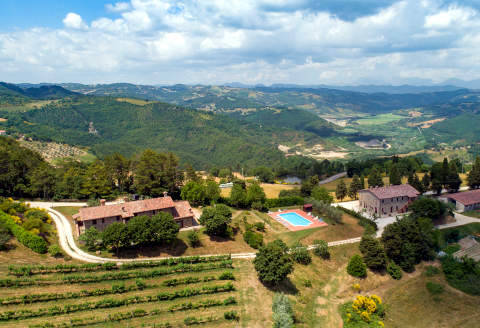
[{"x1": 268, "y1": 209, "x2": 328, "y2": 231}]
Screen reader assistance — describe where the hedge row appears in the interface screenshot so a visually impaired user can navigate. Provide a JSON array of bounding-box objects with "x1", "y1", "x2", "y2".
[
  {"x1": 168, "y1": 296, "x2": 237, "y2": 312},
  {"x1": 0, "y1": 281, "x2": 149, "y2": 306},
  {"x1": 62, "y1": 261, "x2": 233, "y2": 284},
  {"x1": 0, "y1": 283, "x2": 235, "y2": 321},
  {"x1": 0, "y1": 261, "x2": 233, "y2": 288},
  {"x1": 9, "y1": 255, "x2": 232, "y2": 276},
  {"x1": 337, "y1": 206, "x2": 378, "y2": 230},
  {"x1": 265, "y1": 196, "x2": 304, "y2": 209},
  {"x1": 29, "y1": 297, "x2": 238, "y2": 328},
  {"x1": 0, "y1": 211, "x2": 48, "y2": 254}
]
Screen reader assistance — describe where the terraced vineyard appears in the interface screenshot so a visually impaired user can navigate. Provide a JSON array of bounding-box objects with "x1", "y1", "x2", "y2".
[{"x1": 0, "y1": 255, "x2": 241, "y2": 328}]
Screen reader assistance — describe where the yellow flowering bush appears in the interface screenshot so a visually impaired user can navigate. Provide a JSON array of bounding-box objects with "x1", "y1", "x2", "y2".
[
  {"x1": 353, "y1": 283, "x2": 361, "y2": 292},
  {"x1": 341, "y1": 295, "x2": 385, "y2": 327}
]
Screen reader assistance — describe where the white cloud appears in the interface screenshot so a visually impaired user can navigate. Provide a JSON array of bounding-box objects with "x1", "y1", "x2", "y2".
[
  {"x1": 106, "y1": 2, "x2": 131, "y2": 13},
  {"x1": 62, "y1": 12, "x2": 87, "y2": 30},
  {"x1": 1, "y1": 0, "x2": 480, "y2": 85}
]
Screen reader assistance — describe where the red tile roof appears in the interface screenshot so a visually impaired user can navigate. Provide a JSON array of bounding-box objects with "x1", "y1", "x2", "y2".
[
  {"x1": 73, "y1": 197, "x2": 193, "y2": 221},
  {"x1": 447, "y1": 189, "x2": 480, "y2": 206},
  {"x1": 359, "y1": 184, "x2": 419, "y2": 200},
  {"x1": 174, "y1": 200, "x2": 195, "y2": 219}
]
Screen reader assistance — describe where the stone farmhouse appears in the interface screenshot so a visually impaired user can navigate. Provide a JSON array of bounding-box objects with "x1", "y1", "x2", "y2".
[
  {"x1": 359, "y1": 184, "x2": 420, "y2": 218},
  {"x1": 440, "y1": 189, "x2": 480, "y2": 212},
  {"x1": 73, "y1": 195, "x2": 195, "y2": 236}
]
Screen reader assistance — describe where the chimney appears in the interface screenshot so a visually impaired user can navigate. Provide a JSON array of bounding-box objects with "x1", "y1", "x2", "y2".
[
  {"x1": 163, "y1": 191, "x2": 168, "y2": 197},
  {"x1": 100, "y1": 199, "x2": 106, "y2": 206}
]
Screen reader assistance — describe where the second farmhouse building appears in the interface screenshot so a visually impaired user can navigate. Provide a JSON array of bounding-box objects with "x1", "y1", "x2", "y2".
[{"x1": 359, "y1": 184, "x2": 420, "y2": 217}]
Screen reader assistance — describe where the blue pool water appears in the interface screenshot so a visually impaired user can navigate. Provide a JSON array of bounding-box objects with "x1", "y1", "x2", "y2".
[{"x1": 278, "y1": 212, "x2": 312, "y2": 226}]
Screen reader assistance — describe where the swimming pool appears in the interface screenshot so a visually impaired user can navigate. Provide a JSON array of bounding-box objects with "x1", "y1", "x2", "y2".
[{"x1": 278, "y1": 212, "x2": 312, "y2": 226}]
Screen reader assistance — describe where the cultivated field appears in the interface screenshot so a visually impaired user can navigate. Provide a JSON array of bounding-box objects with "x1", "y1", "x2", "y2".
[
  {"x1": 221, "y1": 183, "x2": 298, "y2": 198},
  {"x1": 0, "y1": 255, "x2": 241, "y2": 328}
]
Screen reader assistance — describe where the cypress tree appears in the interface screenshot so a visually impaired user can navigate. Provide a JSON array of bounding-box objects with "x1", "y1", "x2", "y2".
[
  {"x1": 389, "y1": 164, "x2": 402, "y2": 185},
  {"x1": 467, "y1": 156, "x2": 480, "y2": 189},
  {"x1": 336, "y1": 179, "x2": 348, "y2": 201}
]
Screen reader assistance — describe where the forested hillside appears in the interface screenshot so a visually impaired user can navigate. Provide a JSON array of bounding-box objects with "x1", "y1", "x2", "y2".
[
  {"x1": 61, "y1": 83, "x2": 480, "y2": 115},
  {"x1": 3, "y1": 97, "x2": 333, "y2": 168}
]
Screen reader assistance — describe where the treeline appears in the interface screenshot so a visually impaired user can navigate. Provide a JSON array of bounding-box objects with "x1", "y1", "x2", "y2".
[{"x1": 0, "y1": 137, "x2": 183, "y2": 200}]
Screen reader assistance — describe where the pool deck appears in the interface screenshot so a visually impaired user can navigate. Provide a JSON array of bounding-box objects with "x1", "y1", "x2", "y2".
[{"x1": 268, "y1": 209, "x2": 328, "y2": 231}]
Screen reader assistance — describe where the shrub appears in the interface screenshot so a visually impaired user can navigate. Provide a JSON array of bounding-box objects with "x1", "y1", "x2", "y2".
[
  {"x1": 0, "y1": 211, "x2": 48, "y2": 254},
  {"x1": 444, "y1": 243, "x2": 461, "y2": 255},
  {"x1": 441, "y1": 255, "x2": 480, "y2": 295},
  {"x1": 218, "y1": 271, "x2": 235, "y2": 280},
  {"x1": 425, "y1": 265, "x2": 440, "y2": 277},
  {"x1": 426, "y1": 282, "x2": 444, "y2": 295},
  {"x1": 0, "y1": 222, "x2": 11, "y2": 250},
  {"x1": 340, "y1": 295, "x2": 385, "y2": 327},
  {"x1": 387, "y1": 262, "x2": 402, "y2": 280},
  {"x1": 254, "y1": 240, "x2": 293, "y2": 286},
  {"x1": 187, "y1": 230, "x2": 200, "y2": 247},
  {"x1": 347, "y1": 255, "x2": 367, "y2": 278},
  {"x1": 47, "y1": 245, "x2": 63, "y2": 258},
  {"x1": 254, "y1": 222, "x2": 265, "y2": 232},
  {"x1": 224, "y1": 310, "x2": 240, "y2": 321},
  {"x1": 290, "y1": 242, "x2": 312, "y2": 265},
  {"x1": 312, "y1": 239, "x2": 329, "y2": 259},
  {"x1": 243, "y1": 230, "x2": 263, "y2": 249},
  {"x1": 272, "y1": 293, "x2": 294, "y2": 328}
]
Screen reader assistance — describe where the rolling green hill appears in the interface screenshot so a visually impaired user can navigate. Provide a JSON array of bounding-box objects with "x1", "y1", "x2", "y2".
[
  {"x1": 3, "y1": 97, "x2": 334, "y2": 168},
  {"x1": 60, "y1": 83, "x2": 480, "y2": 116}
]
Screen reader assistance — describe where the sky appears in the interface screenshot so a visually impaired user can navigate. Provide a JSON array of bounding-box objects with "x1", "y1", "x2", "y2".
[{"x1": 1, "y1": 0, "x2": 480, "y2": 86}]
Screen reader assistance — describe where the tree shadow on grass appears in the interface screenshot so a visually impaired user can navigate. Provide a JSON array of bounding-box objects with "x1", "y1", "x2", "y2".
[
  {"x1": 265, "y1": 277, "x2": 299, "y2": 295},
  {"x1": 206, "y1": 227, "x2": 239, "y2": 243},
  {"x1": 115, "y1": 239, "x2": 188, "y2": 259}
]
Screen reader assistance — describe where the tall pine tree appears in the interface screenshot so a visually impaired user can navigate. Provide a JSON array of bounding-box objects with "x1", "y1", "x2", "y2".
[
  {"x1": 446, "y1": 162, "x2": 461, "y2": 192},
  {"x1": 348, "y1": 174, "x2": 363, "y2": 199}
]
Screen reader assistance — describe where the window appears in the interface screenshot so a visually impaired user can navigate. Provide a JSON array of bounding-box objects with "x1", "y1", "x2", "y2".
[
  {"x1": 102, "y1": 218, "x2": 105, "y2": 224},
  {"x1": 92, "y1": 220, "x2": 97, "y2": 225}
]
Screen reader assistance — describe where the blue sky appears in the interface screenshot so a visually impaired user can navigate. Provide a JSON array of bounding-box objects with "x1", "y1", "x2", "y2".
[{"x1": 0, "y1": 0, "x2": 479, "y2": 85}]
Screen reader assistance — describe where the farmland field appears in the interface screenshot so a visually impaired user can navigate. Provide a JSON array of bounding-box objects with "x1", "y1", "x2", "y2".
[
  {"x1": 354, "y1": 113, "x2": 406, "y2": 125},
  {"x1": 0, "y1": 255, "x2": 243, "y2": 328}
]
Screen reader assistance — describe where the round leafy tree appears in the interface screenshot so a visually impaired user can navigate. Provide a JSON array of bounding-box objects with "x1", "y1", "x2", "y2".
[
  {"x1": 347, "y1": 254, "x2": 367, "y2": 278},
  {"x1": 199, "y1": 204, "x2": 232, "y2": 236},
  {"x1": 254, "y1": 239, "x2": 293, "y2": 286}
]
